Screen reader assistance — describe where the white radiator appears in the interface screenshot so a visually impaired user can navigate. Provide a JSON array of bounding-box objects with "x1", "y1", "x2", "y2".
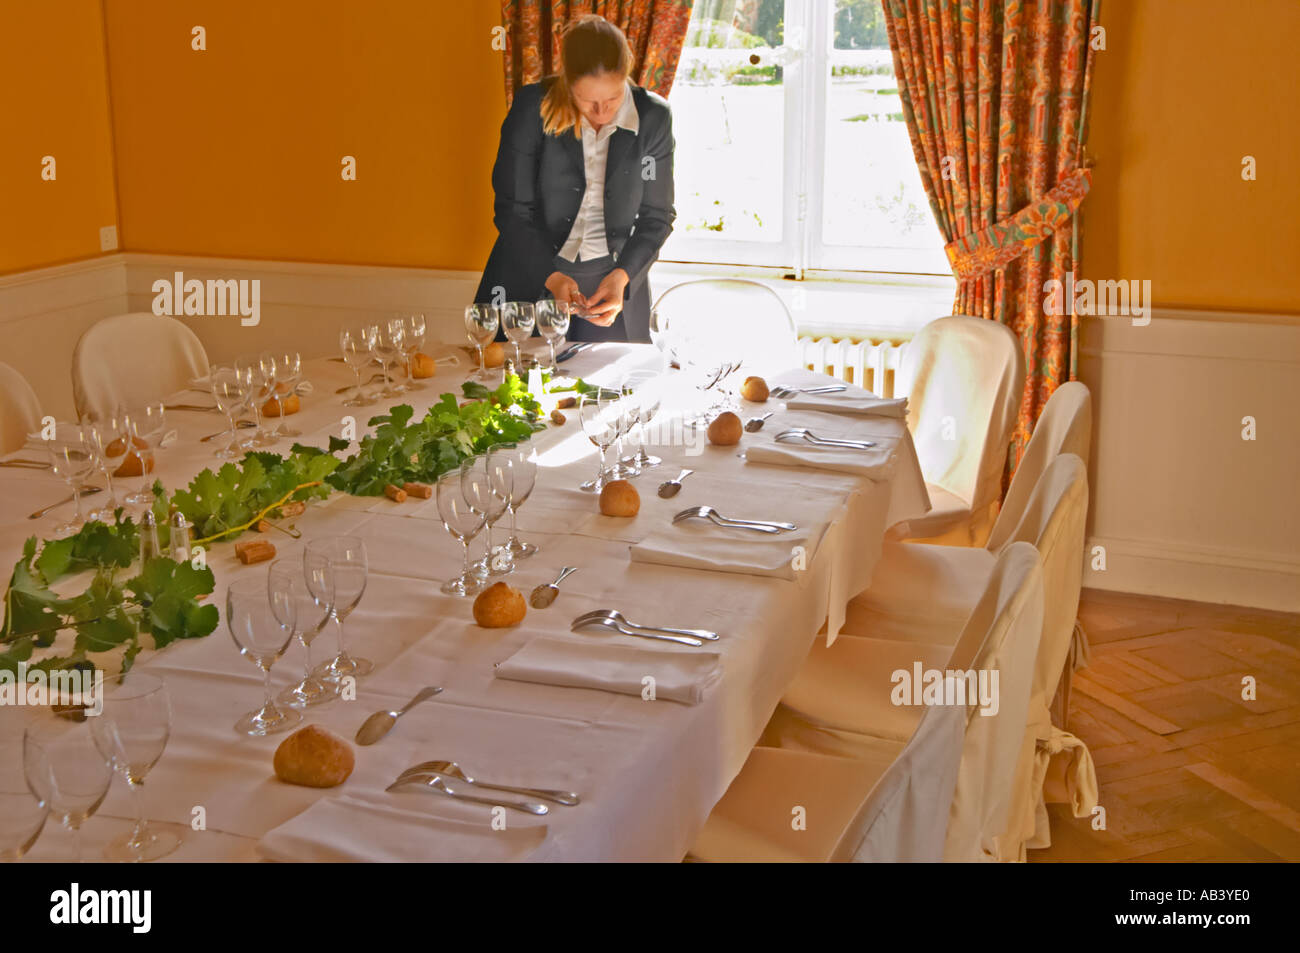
[{"x1": 797, "y1": 334, "x2": 911, "y2": 398}]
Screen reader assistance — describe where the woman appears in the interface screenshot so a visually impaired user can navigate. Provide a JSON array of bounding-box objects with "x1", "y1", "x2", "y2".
[{"x1": 475, "y1": 15, "x2": 676, "y2": 342}]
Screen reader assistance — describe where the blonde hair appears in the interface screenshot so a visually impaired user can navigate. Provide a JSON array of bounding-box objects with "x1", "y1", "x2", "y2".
[{"x1": 541, "y1": 15, "x2": 633, "y2": 138}]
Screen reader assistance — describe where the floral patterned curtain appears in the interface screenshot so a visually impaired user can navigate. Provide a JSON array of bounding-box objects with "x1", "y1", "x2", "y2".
[
  {"x1": 501, "y1": 0, "x2": 696, "y2": 106},
  {"x1": 882, "y1": 0, "x2": 1101, "y2": 471}
]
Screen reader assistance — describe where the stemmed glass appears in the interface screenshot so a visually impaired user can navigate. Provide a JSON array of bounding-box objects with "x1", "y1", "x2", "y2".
[
  {"x1": 23, "y1": 714, "x2": 113, "y2": 862},
  {"x1": 45, "y1": 427, "x2": 96, "y2": 538},
  {"x1": 437, "y1": 463, "x2": 487, "y2": 596},
  {"x1": 400, "y1": 313, "x2": 427, "y2": 391},
  {"x1": 123, "y1": 403, "x2": 166, "y2": 506},
  {"x1": 210, "y1": 365, "x2": 252, "y2": 459},
  {"x1": 623, "y1": 370, "x2": 664, "y2": 469},
  {"x1": 495, "y1": 443, "x2": 540, "y2": 559},
  {"x1": 374, "y1": 319, "x2": 406, "y2": 398},
  {"x1": 1, "y1": 715, "x2": 48, "y2": 861},
  {"x1": 340, "y1": 326, "x2": 378, "y2": 407},
  {"x1": 236, "y1": 355, "x2": 278, "y2": 447},
  {"x1": 265, "y1": 351, "x2": 302, "y2": 438},
  {"x1": 269, "y1": 558, "x2": 335, "y2": 708},
  {"x1": 536, "y1": 300, "x2": 571, "y2": 374},
  {"x1": 579, "y1": 393, "x2": 619, "y2": 493},
  {"x1": 90, "y1": 672, "x2": 181, "y2": 862},
  {"x1": 305, "y1": 536, "x2": 373, "y2": 680},
  {"x1": 608, "y1": 380, "x2": 639, "y2": 479},
  {"x1": 480, "y1": 451, "x2": 515, "y2": 576},
  {"x1": 465, "y1": 305, "x2": 500, "y2": 381},
  {"x1": 226, "y1": 577, "x2": 302, "y2": 736},
  {"x1": 84, "y1": 412, "x2": 126, "y2": 521},
  {"x1": 501, "y1": 302, "x2": 536, "y2": 369}
]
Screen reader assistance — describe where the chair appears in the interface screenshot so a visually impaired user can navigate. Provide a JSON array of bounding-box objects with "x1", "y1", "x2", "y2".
[
  {"x1": 649, "y1": 279, "x2": 797, "y2": 377},
  {"x1": 71, "y1": 312, "x2": 210, "y2": 421},
  {"x1": 765, "y1": 454, "x2": 1093, "y2": 858},
  {"x1": 688, "y1": 543, "x2": 1043, "y2": 862},
  {"x1": 893, "y1": 315, "x2": 1025, "y2": 546},
  {"x1": 0, "y1": 363, "x2": 42, "y2": 455}
]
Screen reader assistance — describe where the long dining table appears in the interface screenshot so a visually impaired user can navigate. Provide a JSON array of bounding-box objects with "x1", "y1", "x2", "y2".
[{"x1": 6, "y1": 342, "x2": 930, "y2": 863}]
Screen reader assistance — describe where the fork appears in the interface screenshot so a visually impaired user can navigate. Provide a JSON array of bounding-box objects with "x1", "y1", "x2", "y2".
[
  {"x1": 672, "y1": 505, "x2": 796, "y2": 533},
  {"x1": 775, "y1": 428, "x2": 876, "y2": 450},
  {"x1": 771, "y1": 383, "x2": 847, "y2": 399}
]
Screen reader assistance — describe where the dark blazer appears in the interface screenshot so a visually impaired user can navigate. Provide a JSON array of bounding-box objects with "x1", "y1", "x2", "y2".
[{"x1": 475, "y1": 79, "x2": 676, "y2": 305}]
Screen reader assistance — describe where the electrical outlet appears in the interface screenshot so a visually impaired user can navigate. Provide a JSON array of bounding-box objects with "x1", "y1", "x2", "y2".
[{"x1": 100, "y1": 225, "x2": 118, "y2": 251}]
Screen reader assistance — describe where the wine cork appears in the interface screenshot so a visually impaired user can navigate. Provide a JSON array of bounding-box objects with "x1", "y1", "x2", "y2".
[
  {"x1": 280, "y1": 500, "x2": 307, "y2": 518},
  {"x1": 556, "y1": 396, "x2": 577, "y2": 409},
  {"x1": 384, "y1": 484, "x2": 408, "y2": 503},
  {"x1": 402, "y1": 482, "x2": 432, "y2": 499},
  {"x1": 550, "y1": 409, "x2": 566, "y2": 425},
  {"x1": 235, "y1": 540, "x2": 276, "y2": 565}
]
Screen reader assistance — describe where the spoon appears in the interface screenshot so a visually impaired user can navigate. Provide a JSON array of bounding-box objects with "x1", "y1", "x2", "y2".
[
  {"x1": 657, "y1": 468, "x2": 694, "y2": 498},
  {"x1": 573, "y1": 614, "x2": 704, "y2": 647},
  {"x1": 529, "y1": 566, "x2": 578, "y2": 609},
  {"x1": 387, "y1": 773, "x2": 549, "y2": 815},
  {"x1": 200, "y1": 420, "x2": 257, "y2": 443},
  {"x1": 744, "y1": 412, "x2": 774, "y2": 432},
  {"x1": 355, "y1": 686, "x2": 443, "y2": 745},
  {"x1": 394, "y1": 760, "x2": 580, "y2": 806},
  {"x1": 573, "y1": 608, "x2": 718, "y2": 643}
]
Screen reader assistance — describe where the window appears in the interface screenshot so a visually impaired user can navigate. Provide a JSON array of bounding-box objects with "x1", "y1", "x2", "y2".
[{"x1": 662, "y1": 0, "x2": 950, "y2": 277}]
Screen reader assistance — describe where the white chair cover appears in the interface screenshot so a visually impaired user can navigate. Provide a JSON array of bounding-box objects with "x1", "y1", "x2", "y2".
[
  {"x1": 0, "y1": 363, "x2": 42, "y2": 455},
  {"x1": 650, "y1": 279, "x2": 797, "y2": 377},
  {"x1": 894, "y1": 315, "x2": 1025, "y2": 543},
  {"x1": 71, "y1": 312, "x2": 210, "y2": 421},
  {"x1": 689, "y1": 544, "x2": 1043, "y2": 863}
]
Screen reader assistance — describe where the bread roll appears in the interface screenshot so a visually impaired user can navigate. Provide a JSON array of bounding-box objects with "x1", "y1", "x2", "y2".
[
  {"x1": 473, "y1": 581, "x2": 526, "y2": 628},
  {"x1": 411, "y1": 353, "x2": 437, "y2": 378},
  {"x1": 599, "y1": 479, "x2": 640, "y2": 517},
  {"x1": 113, "y1": 449, "x2": 154, "y2": 478},
  {"x1": 273, "y1": 725, "x2": 354, "y2": 788},
  {"x1": 740, "y1": 376, "x2": 769, "y2": 402},
  {"x1": 707, "y1": 412, "x2": 743, "y2": 446},
  {"x1": 484, "y1": 341, "x2": 506, "y2": 368},
  {"x1": 263, "y1": 394, "x2": 301, "y2": 417}
]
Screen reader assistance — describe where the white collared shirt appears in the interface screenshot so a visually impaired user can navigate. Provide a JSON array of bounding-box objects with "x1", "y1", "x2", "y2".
[{"x1": 559, "y1": 81, "x2": 639, "y2": 263}]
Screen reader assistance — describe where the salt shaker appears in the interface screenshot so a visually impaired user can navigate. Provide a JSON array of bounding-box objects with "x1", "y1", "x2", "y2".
[
  {"x1": 168, "y1": 506, "x2": 191, "y2": 563},
  {"x1": 140, "y1": 508, "x2": 161, "y2": 563}
]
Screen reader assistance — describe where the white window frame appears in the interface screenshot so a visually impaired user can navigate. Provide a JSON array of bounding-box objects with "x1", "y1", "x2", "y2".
[{"x1": 661, "y1": 0, "x2": 950, "y2": 278}]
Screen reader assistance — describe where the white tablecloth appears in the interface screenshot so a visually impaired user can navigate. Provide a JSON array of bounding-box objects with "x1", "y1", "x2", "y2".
[{"x1": 5, "y1": 344, "x2": 929, "y2": 862}]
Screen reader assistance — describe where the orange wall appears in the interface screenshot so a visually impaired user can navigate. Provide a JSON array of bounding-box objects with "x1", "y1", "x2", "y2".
[
  {"x1": 1081, "y1": 0, "x2": 1300, "y2": 314},
  {"x1": 101, "y1": 0, "x2": 505, "y2": 271},
  {"x1": 0, "y1": 0, "x2": 119, "y2": 274}
]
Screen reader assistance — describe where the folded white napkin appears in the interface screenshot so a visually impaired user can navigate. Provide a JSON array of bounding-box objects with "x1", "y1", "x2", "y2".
[
  {"x1": 746, "y1": 437, "x2": 898, "y2": 480},
  {"x1": 495, "y1": 636, "x2": 722, "y2": 705},
  {"x1": 630, "y1": 513, "x2": 826, "y2": 581},
  {"x1": 773, "y1": 368, "x2": 908, "y2": 418},
  {"x1": 257, "y1": 794, "x2": 548, "y2": 862}
]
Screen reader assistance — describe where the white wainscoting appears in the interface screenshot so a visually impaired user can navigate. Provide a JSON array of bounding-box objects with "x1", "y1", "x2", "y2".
[
  {"x1": 4, "y1": 254, "x2": 1296, "y2": 612},
  {"x1": 1079, "y1": 310, "x2": 1300, "y2": 613}
]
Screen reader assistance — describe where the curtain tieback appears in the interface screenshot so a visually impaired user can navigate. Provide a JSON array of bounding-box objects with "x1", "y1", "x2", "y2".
[{"x1": 944, "y1": 167, "x2": 1093, "y2": 280}]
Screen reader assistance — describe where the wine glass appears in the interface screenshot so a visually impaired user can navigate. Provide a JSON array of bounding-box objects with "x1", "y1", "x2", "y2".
[
  {"x1": 501, "y1": 302, "x2": 536, "y2": 369},
  {"x1": 465, "y1": 305, "x2": 499, "y2": 381},
  {"x1": 578, "y1": 393, "x2": 619, "y2": 492},
  {"x1": 44, "y1": 427, "x2": 96, "y2": 538},
  {"x1": 266, "y1": 351, "x2": 302, "y2": 439},
  {"x1": 608, "y1": 378, "x2": 640, "y2": 480},
  {"x1": 269, "y1": 557, "x2": 335, "y2": 708},
  {"x1": 536, "y1": 300, "x2": 571, "y2": 374},
  {"x1": 305, "y1": 536, "x2": 373, "y2": 680},
  {"x1": 122, "y1": 403, "x2": 166, "y2": 506},
  {"x1": 495, "y1": 443, "x2": 540, "y2": 559},
  {"x1": 400, "y1": 313, "x2": 427, "y2": 391},
  {"x1": 84, "y1": 411, "x2": 126, "y2": 521},
  {"x1": 374, "y1": 319, "x2": 406, "y2": 398},
  {"x1": 437, "y1": 463, "x2": 487, "y2": 596},
  {"x1": 90, "y1": 672, "x2": 181, "y2": 862},
  {"x1": 210, "y1": 365, "x2": 252, "y2": 459},
  {"x1": 481, "y1": 450, "x2": 516, "y2": 576},
  {"x1": 623, "y1": 370, "x2": 664, "y2": 469},
  {"x1": 236, "y1": 354, "x2": 278, "y2": 448},
  {"x1": 340, "y1": 326, "x2": 378, "y2": 407},
  {"x1": 226, "y1": 577, "x2": 302, "y2": 736},
  {"x1": 1, "y1": 714, "x2": 48, "y2": 861},
  {"x1": 23, "y1": 713, "x2": 113, "y2": 862}
]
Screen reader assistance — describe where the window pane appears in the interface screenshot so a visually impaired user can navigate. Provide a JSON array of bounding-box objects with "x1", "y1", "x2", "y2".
[
  {"x1": 663, "y1": 0, "x2": 786, "y2": 250},
  {"x1": 821, "y1": 0, "x2": 948, "y2": 269}
]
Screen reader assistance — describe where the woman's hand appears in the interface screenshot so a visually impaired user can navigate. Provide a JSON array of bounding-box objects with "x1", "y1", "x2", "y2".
[
  {"x1": 545, "y1": 271, "x2": 584, "y2": 310},
  {"x1": 583, "y1": 268, "x2": 630, "y2": 327}
]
